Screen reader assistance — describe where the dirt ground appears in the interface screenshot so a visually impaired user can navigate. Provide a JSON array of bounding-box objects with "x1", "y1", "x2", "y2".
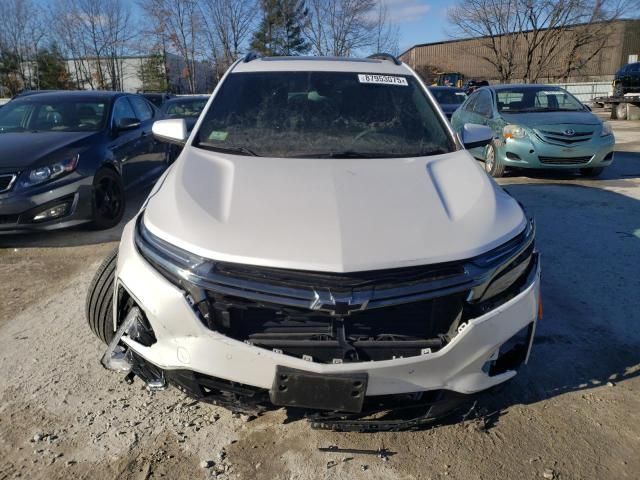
[{"x1": 1, "y1": 114, "x2": 639, "y2": 480}]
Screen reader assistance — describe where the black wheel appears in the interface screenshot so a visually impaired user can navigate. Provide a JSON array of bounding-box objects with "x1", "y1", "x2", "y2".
[
  {"x1": 86, "y1": 247, "x2": 118, "y2": 344},
  {"x1": 484, "y1": 141, "x2": 505, "y2": 178},
  {"x1": 580, "y1": 167, "x2": 604, "y2": 177},
  {"x1": 91, "y1": 169, "x2": 125, "y2": 230}
]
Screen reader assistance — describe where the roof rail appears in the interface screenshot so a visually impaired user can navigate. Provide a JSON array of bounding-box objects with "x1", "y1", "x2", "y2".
[
  {"x1": 243, "y1": 52, "x2": 261, "y2": 63},
  {"x1": 367, "y1": 53, "x2": 402, "y2": 66}
]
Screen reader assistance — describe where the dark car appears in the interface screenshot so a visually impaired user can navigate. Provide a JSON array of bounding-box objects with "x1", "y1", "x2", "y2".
[
  {"x1": 0, "y1": 91, "x2": 167, "y2": 232},
  {"x1": 464, "y1": 80, "x2": 489, "y2": 95},
  {"x1": 140, "y1": 92, "x2": 173, "y2": 109},
  {"x1": 428, "y1": 87, "x2": 467, "y2": 119},
  {"x1": 160, "y1": 95, "x2": 209, "y2": 162},
  {"x1": 613, "y1": 62, "x2": 640, "y2": 97},
  {"x1": 160, "y1": 95, "x2": 209, "y2": 129}
]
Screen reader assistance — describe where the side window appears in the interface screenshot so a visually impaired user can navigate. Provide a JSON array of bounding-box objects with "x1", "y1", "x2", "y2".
[
  {"x1": 473, "y1": 91, "x2": 493, "y2": 117},
  {"x1": 112, "y1": 97, "x2": 136, "y2": 127},
  {"x1": 464, "y1": 93, "x2": 478, "y2": 112},
  {"x1": 129, "y1": 96, "x2": 153, "y2": 121}
]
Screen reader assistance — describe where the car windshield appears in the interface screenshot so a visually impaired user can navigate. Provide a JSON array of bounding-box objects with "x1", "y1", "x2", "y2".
[
  {"x1": 430, "y1": 89, "x2": 466, "y2": 105},
  {"x1": 163, "y1": 98, "x2": 208, "y2": 118},
  {"x1": 195, "y1": 71, "x2": 455, "y2": 158},
  {"x1": 0, "y1": 98, "x2": 108, "y2": 133},
  {"x1": 496, "y1": 87, "x2": 585, "y2": 113}
]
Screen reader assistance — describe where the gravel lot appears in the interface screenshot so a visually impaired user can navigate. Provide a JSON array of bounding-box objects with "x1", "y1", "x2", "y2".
[{"x1": 1, "y1": 114, "x2": 639, "y2": 480}]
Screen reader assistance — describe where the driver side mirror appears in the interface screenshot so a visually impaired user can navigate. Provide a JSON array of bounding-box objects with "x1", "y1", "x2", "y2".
[
  {"x1": 115, "y1": 117, "x2": 141, "y2": 132},
  {"x1": 152, "y1": 118, "x2": 187, "y2": 146},
  {"x1": 460, "y1": 123, "x2": 493, "y2": 149}
]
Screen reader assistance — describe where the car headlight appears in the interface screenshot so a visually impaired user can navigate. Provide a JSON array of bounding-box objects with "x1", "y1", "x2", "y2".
[
  {"x1": 503, "y1": 124, "x2": 527, "y2": 139},
  {"x1": 601, "y1": 122, "x2": 613, "y2": 137},
  {"x1": 24, "y1": 154, "x2": 79, "y2": 187}
]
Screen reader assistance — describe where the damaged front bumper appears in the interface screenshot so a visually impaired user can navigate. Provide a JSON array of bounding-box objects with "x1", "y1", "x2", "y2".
[{"x1": 103, "y1": 218, "x2": 541, "y2": 430}]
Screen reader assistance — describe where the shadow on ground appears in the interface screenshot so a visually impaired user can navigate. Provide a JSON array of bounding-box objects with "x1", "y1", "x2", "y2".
[
  {"x1": 0, "y1": 187, "x2": 151, "y2": 249},
  {"x1": 475, "y1": 182, "x2": 640, "y2": 429}
]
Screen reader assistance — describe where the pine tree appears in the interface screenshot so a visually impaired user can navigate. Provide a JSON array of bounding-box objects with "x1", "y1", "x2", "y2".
[
  {"x1": 34, "y1": 45, "x2": 71, "y2": 90},
  {"x1": 251, "y1": 0, "x2": 309, "y2": 56},
  {"x1": 138, "y1": 52, "x2": 169, "y2": 92}
]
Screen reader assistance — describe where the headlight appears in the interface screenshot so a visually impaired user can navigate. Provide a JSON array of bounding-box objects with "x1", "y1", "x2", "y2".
[
  {"x1": 24, "y1": 154, "x2": 79, "y2": 187},
  {"x1": 503, "y1": 124, "x2": 527, "y2": 139},
  {"x1": 468, "y1": 218, "x2": 536, "y2": 302},
  {"x1": 601, "y1": 121, "x2": 613, "y2": 137}
]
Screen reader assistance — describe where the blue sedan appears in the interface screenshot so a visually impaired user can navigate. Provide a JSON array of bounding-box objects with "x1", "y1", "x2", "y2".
[{"x1": 450, "y1": 84, "x2": 615, "y2": 177}]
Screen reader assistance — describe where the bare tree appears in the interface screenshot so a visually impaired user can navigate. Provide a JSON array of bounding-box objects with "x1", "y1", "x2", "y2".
[
  {"x1": 371, "y1": 1, "x2": 399, "y2": 55},
  {"x1": 200, "y1": 0, "x2": 257, "y2": 71},
  {"x1": 0, "y1": 0, "x2": 47, "y2": 90},
  {"x1": 447, "y1": 0, "x2": 524, "y2": 82},
  {"x1": 304, "y1": 0, "x2": 384, "y2": 56},
  {"x1": 139, "y1": 0, "x2": 202, "y2": 93},
  {"x1": 51, "y1": 0, "x2": 136, "y2": 90},
  {"x1": 448, "y1": 0, "x2": 637, "y2": 83}
]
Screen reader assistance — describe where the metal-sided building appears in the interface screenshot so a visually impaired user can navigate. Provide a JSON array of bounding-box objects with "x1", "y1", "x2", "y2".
[{"x1": 400, "y1": 19, "x2": 640, "y2": 83}]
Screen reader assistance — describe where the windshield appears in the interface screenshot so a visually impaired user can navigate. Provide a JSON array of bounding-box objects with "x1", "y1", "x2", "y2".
[
  {"x1": 430, "y1": 89, "x2": 466, "y2": 105},
  {"x1": 163, "y1": 98, "x2": 208, "y2": 118},
  {"x1": 0, "y1": 98, "x2": 108, "y2": 133},
  {"x1": 496, "y1": 87, "x2": 585, "y2": 113},
  {"x1": 195, "y1": 71, "x2": 455, "y2": 158}
]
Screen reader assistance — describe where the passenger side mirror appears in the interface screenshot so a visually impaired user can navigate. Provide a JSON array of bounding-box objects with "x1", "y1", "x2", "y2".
[
  {"x1": 460, "y1": 123, "x2": 493, "y2": 149},
  {"x1": 152, "y1": 118, "x2": 187, "y2": 146},
  {"x1": 116, "y1": 117, "x2": 141, "y2": 131}
]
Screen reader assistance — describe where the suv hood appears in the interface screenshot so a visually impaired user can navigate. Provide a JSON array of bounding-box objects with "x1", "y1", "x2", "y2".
[
  {"x1": 501, "y1": 110, "x2": 600, "y2": 126},
  {"x1": 143, "y1": 148, "x2": 526, "y2": 272}
]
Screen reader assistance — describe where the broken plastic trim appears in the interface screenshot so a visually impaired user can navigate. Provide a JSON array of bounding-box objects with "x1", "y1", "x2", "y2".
[{"x1": 101, "y1": 307, "x2": 140, "y2": 372}]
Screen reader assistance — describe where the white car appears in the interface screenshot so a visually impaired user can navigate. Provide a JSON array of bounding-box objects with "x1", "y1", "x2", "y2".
[{"x1": 87, "y1": 54, "x2": 540, "y2": 431}]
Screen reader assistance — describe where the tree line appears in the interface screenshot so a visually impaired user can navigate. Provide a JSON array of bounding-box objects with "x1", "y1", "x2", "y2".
[{"x1": 0, "y1": 0, "x2": 400, "y2": 96}]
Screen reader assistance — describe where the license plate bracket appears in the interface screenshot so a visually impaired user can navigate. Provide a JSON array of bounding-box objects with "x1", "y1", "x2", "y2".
[{"x1": 270, "y1": 366, "x2": 368, "y2": 413}]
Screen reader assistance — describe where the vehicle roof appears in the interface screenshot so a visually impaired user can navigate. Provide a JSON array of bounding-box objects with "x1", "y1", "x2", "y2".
[
  {"x1": 429, "y1": 86, "x2": 465, "y2": 91},
  {"x1": 11, "y1": 90, "x2": 127, "y2": 102},
  {"x1": 165, "y1": 95, "x2": 209, "y2": 102},
  {"x1": 232, "y1": 56, "x2": 411, "y2": 75},
  {"x1": 489, "y1": 84, "x2": 564, "y2": 91}
]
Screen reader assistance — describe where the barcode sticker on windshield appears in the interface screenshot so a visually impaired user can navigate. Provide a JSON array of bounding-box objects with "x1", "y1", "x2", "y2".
[{"x1": 358, "y1": 74, "x2": 408, "y2": 86}]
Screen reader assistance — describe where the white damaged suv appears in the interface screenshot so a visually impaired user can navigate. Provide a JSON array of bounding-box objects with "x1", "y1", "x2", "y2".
[{"x1": 87, "y1": 54, "x2": 540, "y2": 431}]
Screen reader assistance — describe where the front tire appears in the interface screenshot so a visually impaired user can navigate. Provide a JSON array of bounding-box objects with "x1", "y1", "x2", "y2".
[
  {"x1": 91, "y1": 168, "x2": 125, "y2": 230},
  {"x1": 615, "y1": 103, "x2": 628, "y2": 120},
  {"x1": 484, "y1": 141, "x2": 505, "y2": 178},
  {"x1": 86, "y1": 248, "x2": 118, "y2": 344},
  {"x1": 580, "y1": 167, "x2": 604, "y2": 177}
]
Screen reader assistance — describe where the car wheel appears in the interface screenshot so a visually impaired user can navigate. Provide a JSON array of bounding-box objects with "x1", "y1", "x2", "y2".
[
  {"x1": 484, "y1": 141, "x2": 505, "y2": 178},
  {"x1": 91, "y1": 168, "x2": 125, "y2": 230},
  {"x1": 86, "y1": 247, "x2": 118, "y2": 344},
  {"x1": 580, "y1": 167, "x2": 604, "y2": 177},
  {"x1": 615, "y1": 103, "x2": 628, "y2": 120}
]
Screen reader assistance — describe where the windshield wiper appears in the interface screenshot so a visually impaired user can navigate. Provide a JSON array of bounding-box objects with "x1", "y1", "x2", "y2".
[
  {"x1": 197, "y1": 142, "x2": 260, "y2": 156},
  {"x1": 292, "y1": 151, "x2": 401, "y2": 159}
]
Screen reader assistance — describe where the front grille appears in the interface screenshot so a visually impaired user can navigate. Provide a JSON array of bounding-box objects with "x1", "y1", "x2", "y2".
[
  {"x1": 535, "y1": 129, "x2": 593, "y2": 145},
  {"x1": 204, "y1": 292, "x2": 465, "y2": 363},
  {"x1": 0, "y1": 214, "x2": 20, "y2": 225},
  {"x1": 135, "y1": 215, "x2": 537, "y2": 364},
  {"x1": 539, "y1": 156, "x2": 592, "y2": 165},
  {"x1": 0, "y1": 173, "x2": 18, "y2": 193}
]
